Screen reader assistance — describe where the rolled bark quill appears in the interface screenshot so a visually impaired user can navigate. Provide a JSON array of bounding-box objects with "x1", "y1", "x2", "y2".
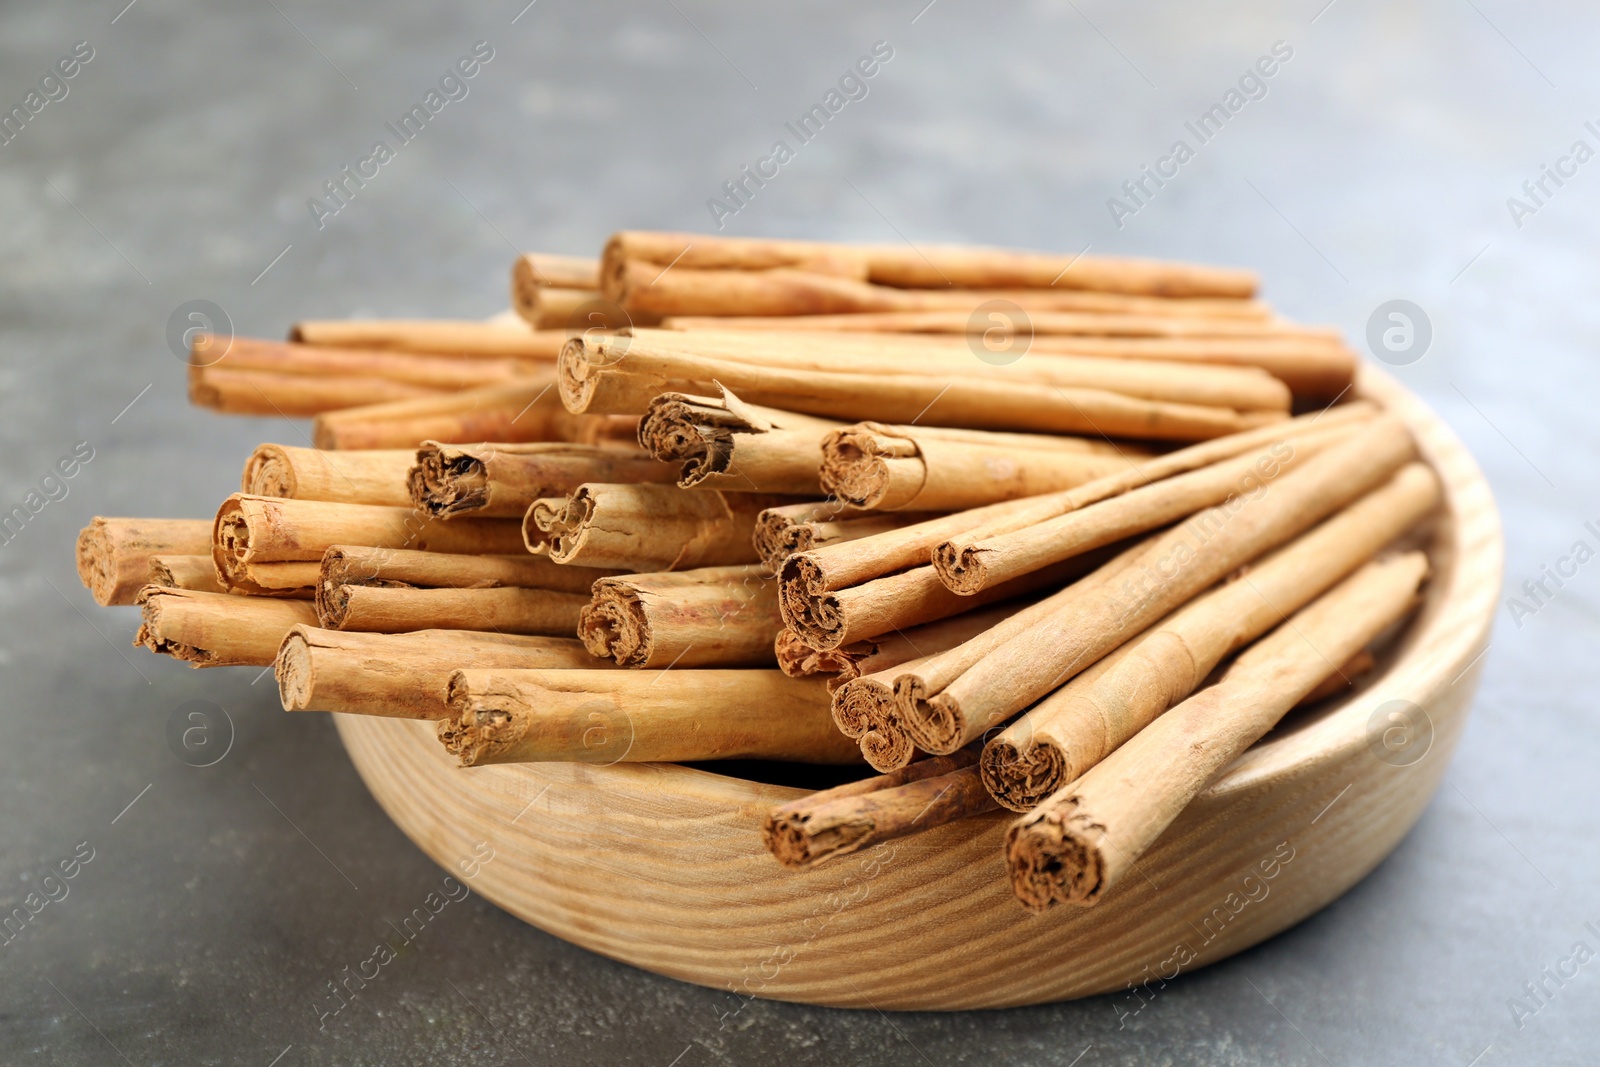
[
  {"x1": 408, "y1": 441, "x2": 674, "y2": 518},
  {"x1": 899, "y1": 416, "x2": 1418, "y2": 755},
  {"x1": 774, "y1": 600, "x2": 1020, "y2": 687},
  {"x1": 193, "y1": 336, "x2": 543, "y2": 388},
  {"x1": 663, "y1": 321, "x2": 1356, "y2": 401},
  {"x1": 524, "y1": 484, "x2": 794, "y2": 570},
  {"x1": 931, "y1": 423, "x2": 1358, "y2": 596},
  {"x1": 213, "y1": 494, "x2": 525, "y2": 596},
  {"x1": 320, "y1": 545, "x2": 610, "y2": 598},
  {"x1": 752, "y1": 501, "x2": 945, "y2": 575},
  {"x1": 190, "y1": 366, "x2": 441, "y2": 416},
  {"x1": 980, "y1": 461, "x2": 1442, "y2": 811},
  {"x1": 933, "y1": 402, "x2": 1377, "y2": 583},
  {"x1": 510, "y1": 252, "x2": 602, "y2": 328},
  {"x1": 578, "y1": 565, "x2": 781, "y2": 668},
  {"x1": 290, "y1": 319, "x2": 568, "y2": 360},
  {"x1": 242, "y1": 445, "x2": 416, "y2": 508},
  {"x1": 762, "y1": 748, "x2": 993, "y2": 869},
  {"x1": 277, "y1": 626, "x2": 605, "y2": 719},
  {"x1": 637, "y1": 388, "x2": 844, "y2": 494},
  {"x1": 134, "y1": 586, "x2": 317, "y2": 667},
  {"x1": 311, "y1": 377, "x2": 568, "y2": 451},
  {"x1": 317, "y1": 584, "x2": 588, "y2": 636},
  {"x1": 560, "y1": 337, "x2": 1281, "y2": 441},
  {"x1": 76, "y1": 518, "x2": 214, "y2": 606},
  {"x1": 439, "y1": 669, "x2": 861, "y2": 766},
  {"x1": 1006, "y1": 552, "x2": 1429, "y2": 911},
  {"x1": 820, "y1": 424, "x2": 1136, "y2": 512},
  {"x1": 603, "y1": 231, "x2": 1258, "y2": 297},
  {"x1": 615, "y1": 329, "x2": 1293, "y2": 413},
  {"x1": 147, "y1": 555, "x2": 225, "y2": 593}
]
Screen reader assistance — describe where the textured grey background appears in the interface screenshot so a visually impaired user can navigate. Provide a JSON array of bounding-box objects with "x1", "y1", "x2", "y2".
[{"x1": 2, "y1": 1, "x2": 1597, "y2": 1064}]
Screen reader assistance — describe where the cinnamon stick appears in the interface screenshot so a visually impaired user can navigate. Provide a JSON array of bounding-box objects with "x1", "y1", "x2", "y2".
[
  {"x1": 602, "y1": 231, "x2": 1257, "y2": 297},
  {"x1": 439, "y1": 669, "x2": 861, "y2": 766},
  {"x1": 900, "y1": 416, "x2": 1418, "y2": 755},
  {"x1": 762, "y1": 749, "x2": 993, "y2": 868},
  {"x1": 146, "y1": 555, "x2": 224, "y2": 594},
  {"x1": 752, "y1": 501, "x2": 944, "y2": 575},
  {"x1": 277, "y1": 626, "x2": 605, "y2": 718},
  {"x1": 637, "y1": 388, "x2": 844, "y2": 494},
  {"x1": 524, "y1": 484, "x2": 795, "y2": 570},
  {"x1": 196, "y1": 335, "x2": 543, "y2": 388},
  {"x1": 1005, "y1": 552, "x2": 1429, "y2": 910},
  {"x1": 980, "y1": 462, "x2": 1441, "y2": 810},
  {"x1": 212, "y1": 494, "x2": 524, "y2": 595},
  {"x1": 317, "y1": 584, "x2": 588, "y2": 635},
  {"x1": 290, "y1": 319, "x2": 568, "y2": 360},
  {"x1": 408, "y1": 441, "x2": 673, "y2": 518},
  {"x1": 242, "y1": 445, "x2": 416, "y2": 508},
  {"x1": 311, "y1": 377, "x2": 573, "y2": 450},
  {"x1": 190, "y1": 366, "x2": 440, "y2": 416},
  {"x1": 134, "y1": 586, "x2": 316, "y2": 667},
  {"x1": 76, "y1": 518, "x2": 214, "y2": 606},
  {"x1": 774, "y1": 599, "x2": 1021, "y2": 688},
  {"x1": 319, "y1": 544, "x2": 609, "y2": 598},
  {"x1": 578, "y1": 564, "x2": 780, "y2": 668},
  {"x1": 560, "y1": 336, "x2": 1282, "y2": 441}
]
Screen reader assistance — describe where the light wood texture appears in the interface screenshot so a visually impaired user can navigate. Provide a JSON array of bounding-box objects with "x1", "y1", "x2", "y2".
[{"x1": 333, "y1": 365, "x2": 1500, "y2": 1009}]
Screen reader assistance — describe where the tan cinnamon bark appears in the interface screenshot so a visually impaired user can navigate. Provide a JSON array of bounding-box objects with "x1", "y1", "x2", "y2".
[
  {"x1": 560, "y1": 336, "x2": 1282, "y2": 441},
  {"x1": 663, "y1": 321, "x2": 1356, "y2": 400},
  {"x1": 439, "y1": 669, "x2": 860, "y2": 766},
  {"x1": 320, "y1": 545, "x2": 609, "y2": 598},
  {"x1": 980, "y1": 462, "x2": 1441, "y2": 810},
  {"x1": 289, "y1": 319, "x2": 568, "y2": 359},
  {"x1": 902, "y1": 416, "x2": 1418, "y2": 755},
  {"x1": 933, "y1": 423, "x2": 1360, "y2": 595},
  {"x1": 820, "y1": 425, "x2": 1136, "y2": 511},
  {"x1": 762, "y1": 749, "x2": 992, "y2": 868},
  {"x1": 212, "y1": 494, "x2": 524, "y2": 595},
  {"x1": 134, "y1": 586, "x2": 316, "y2": 667},
  {"x1": 603, "y1": 231, "x2": 1257, "y2": 297},
  {"x1": 609, "y1": 329, "x2": 1293, "y2": 413},
  {"x1": 774, "y1": 600, "x2": 1021, "y2": 687},
  {"x1": 317, "y1": 584, "x2": 588, "y2": 635},
  {"x1": 146, "y1": 555, "x2": 224, "y2": 594},
  {"x1": 310, "y1": 377, "x2": 620, "y2": 450},
  {"x1": 513, "y1": 252, "x2": 601, "y2": 292},
  {"x1": 638, "y1": 388, "x2": 844, "y2": 493},
  {"x1": 276, "y1": 626, "x2": 604, "y2": 718},
  {"x1": 933, "y1": 403, "x2": 1377, "y2": 576},
  {"x1": 578, "y1": 564, "x2": 780, "y2": 668},
  {"x1": 1006, "y1": 552, "x2": 1429, "y2": 911},
  {"x1": 190, "y1": 366, "x2": 440, "y2": 416},
  {"x1": 752, "y1": 501, "x2": 945, "y2": 575},
  {"x1": 76, "y1": 518, "x2": 214, "y2": 606},
  {"x1": 524, "y1": 483, "x2": 795, "y2": 570},
  {"x1": 242, "y1": 445, "x2": 416, "y2": 508},
  {"x1": 231, "y1": 560, "x2": 322, "y2": 598},
  {"x1": 409, "y1": 441, "x2": 672, "y2": 518},
  {"x1": 195, "y1": 335, "x2": 542, "y2": 387}
]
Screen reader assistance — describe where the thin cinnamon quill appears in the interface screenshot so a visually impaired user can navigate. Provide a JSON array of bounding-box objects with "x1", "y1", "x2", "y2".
[
  {"x1": 76, "y1": 518, "x2": 214, "y2": 606},
  {"x1": 135, "y1": 586, "x2": 316, "y2": 667},
  {"x1": 900, "y1": 416, "x2": 1418, "y2": 755},
  {"x1": 560, "y1": 336, "x2": 1281, "y2": 441},
  {"x1": 637, "y1": 388, "x2": 844, "y2": 494},
  {"x1": 242, "y1": 445, "x2": 416, "y2": 508},
  {"x1": 190, "y1": 366, "x2": 442, "y2": 416},
  {"x1": 147, "y1": 555, "x2": 224, "y2": 594},
  {"x1": 195, "y1": 335, "x2": 543, "y2": 389},
  {"x1": 319, "y1": 544, "x2": 609, "y2": 599},
  {"x1": 317, "y1": 584, "x2": 588, "y2": 636},
  {"x1": 212, "y1": 494, "x2": 524, "y2": 596},
  {"x1": 752, "y1": 501, "x2": 945, "y2": 575},
  {"x1": 602, "y1": 231, "x2": 1258, "y2": 297},
  {"x1": 762, "y1": 749, "x2": 994, "y2": 869},
  {"x1": 931, "y1": 423, "x2": 1359, "y2": 596},
  {"x1": 311, "y1": 377, "x2": 627, "y2": 451},
  {"x1": 819, "y1": 424, "x2": 1135, "y2": 512},
  {"x1": 980, "y1": 462, "x2": 1441, "y2": 811},
  {"x1": 774, "y1": 600, "x2": 1020, "y2": 687},
  {"x1": 578, "y1": 564, "x2": 780, "y2": 668},
  {"x1": 439, "y1": 669, "x2": 861, "y2": 766},
  {"x1": 524, "y1": 484, "x2": 795, "y2": 570},
  {"x1": 290, "y1": 319, "x2": 567, "y2": 360},
  {"x1": 408, "y1": 441, "x2": 673, "y2": 518},
  {"x1": 1006, "y1": 552, "x2": 1429, "y2": 911},
  {"x1": 276, "y1": 626, "x2": 605, "y2": 718}
]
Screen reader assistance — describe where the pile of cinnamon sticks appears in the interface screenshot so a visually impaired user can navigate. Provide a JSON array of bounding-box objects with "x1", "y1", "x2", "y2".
[{"x1": 78, "y1": 231, "x2": 1436, "y2": 912}]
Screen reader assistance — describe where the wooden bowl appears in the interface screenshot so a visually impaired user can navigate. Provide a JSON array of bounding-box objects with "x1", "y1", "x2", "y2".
[{"x1": 334, "y1": 365, "x2": 1501, "y2": 1010}]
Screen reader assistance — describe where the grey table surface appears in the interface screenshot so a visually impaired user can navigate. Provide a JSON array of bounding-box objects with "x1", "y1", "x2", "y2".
[{"x1": 2, "y1": 1, "x2": 1597, "y2": 1064}]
